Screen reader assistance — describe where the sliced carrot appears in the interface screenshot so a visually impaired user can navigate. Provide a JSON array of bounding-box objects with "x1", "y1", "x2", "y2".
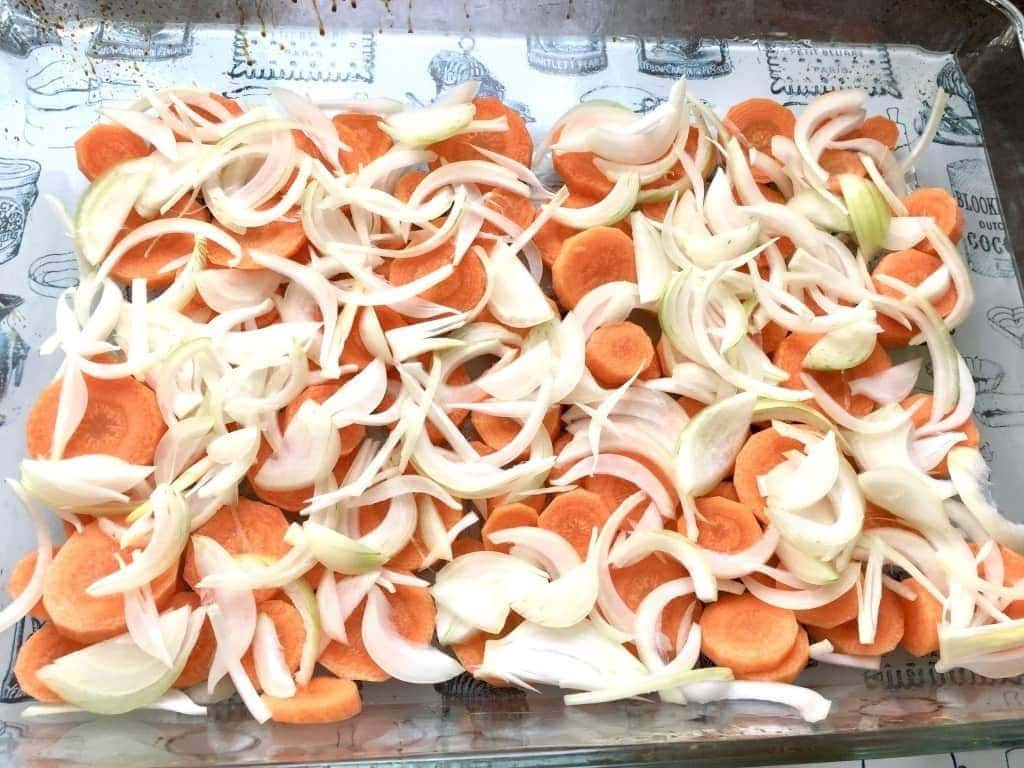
[
  {"x1": 14, "y1": 624, "x2": 83, "y2": 702},
  {"x1": 692, "y1": 496, "x2": 762, "y2": 553},
  {"x1": 700, "y1": 592, "x2": 800, "y2": 674},
  {"x1": 733, "y1": 427, "x2": 804, "y2": 522},
  {"x1": 708, "y1": 480, "x2": 739, "y2": 502},
  {"x1": 677, "y1": 397, "x2": 705, "y2": 418},
  {"x1": 358, "y1": 501, "x2": 463, "y2": 572},
  {"x1": 584, "y1": 321, "x2": 655, "y2": 388},
  {"x1": 820, "y1": 148, "x2": 867, "y2": 192},
  {"x1": 75, "y1": 123, "x2": 151, "y2": 181},
  {"x1": 639, "y1": 353, "x2": 662, "y2": 381},
  {"x1": 206, "y1": 212, "x2": 308, "y2": 270},
  {"x1": 263, "y1": 676, "x2": 362, "y2": 724},
  {"x1": 724, "y1": 99, "x2": 796, "y2": 157},
  {"x1": 759, "y1": 320, "x2": 788, "y2": 355},
  {"x1": 319, "y1": 584, "x2": 435, "y2": 682},
  {"x1": 537, "y1": 489, "x2": 610, "y2": 558},
  {"x1": 333, "y1": 113, "x2": 393, "y2": 165},
  {"x1": 241, "y1": 598, "x2": 305, "y2": 686},
  {"x1": 901, "y1": 392, "x2": 980, "y2": 476},
  {"x1": 551, "y1": 226, "x2": 636, "y2": 310},
  {"x1": 482, "y1": 503, "x2": 540, "y2": 554},
  {"x1": 341, "y1": 306, "x2": 407, "y2": 369},
  {"x1": 809, "y1": 589, "x2": 905, "y2": 655},
  {"x1": 183, "y1": 499, "x2": 290, "y2": 603},
  {"x1": 110, "y1": 197, "x2": 211, "y2": 288},
  {"x1": 843, "y1": 115, "x2": 900, "y2": 150},
  {"x1": 534, "y1": 216, "x2": 578, "y2": 268},
  {"x1": 897, "y1": 579, "x2": 942, "y2": 657},
  {"x1": 471, "y1": 406, "x2": 561, "y2": 454},
  {"x1": 481, "y1": 189, "x2": 536, "y2": 235},
  {"x1": 388, "y1": 240, "x2": 487, "y2": 314},
  {"x1": 741, "y1": 628, "x2": 809, "y2": 683},
  {"x1": 872, "y1": 249, "x2": 958, "y2": 347},
  {"x1": 904, "y1": 187, "x2": 964, "y2": 254},
  {"x1": 451, "y1": 538, "x2": 486, "y2": 557},
  {"x1": 166, "y1": 592, "x2": 216, "y2": 688},
  {"x1": 792, "y1": 580, "x2": 860, "y2": 629},
  {"x1": 773, "y1": 332, "x2": 890, "y2": 417},
  {"x1": 42, "y1": 524, "x2": 178, "y2": 644},
  {"x1": 1002, "y1": 545, "x2": 1024, "y2": 620},
  {"x1": 551, "y1": 125, "x2": 614, "y2": 199},
  {"x1": 612, "y1": 553, "x2": 694, "y2": 646},
  {"x1": 25, "y1": 373, "x2": 166, "y2": 465},
  {"x1": 8, "y1": 549, "x2": 54, "y2": 622},
  {"x1": 394, "y1": 170, "x2": 428, "y2": 203},
  {"x1": 641, "y1": 200, "x2": 671, "y2": 223},
  {"x1": 430, "y1": 97, "x2": 533, "y2": 168}
]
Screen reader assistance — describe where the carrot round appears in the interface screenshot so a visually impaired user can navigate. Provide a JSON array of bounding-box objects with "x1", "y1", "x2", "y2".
[
  {"x1": 394, "y1": 170, "x2": 428, "y2": 203},
  {"x1": 333, "y1": 113, "x2": 393, "y2": 167},
  {"x1": 482, "y1": 503, "x2": 540, "y2": 554},
  {"x1": 843, "y1": 115, "x2": 900, "y2": 150},
  {"x1": 534, "y1": 216, "x2": 578, "y2": 268},
  {"x1": 820, "y1": 148, "x2": 867, "y2": 191},
  {"x1": 1001, "y1": 545, "x2": 1024, "y2": 620},
  {"x1": 481, "y1": 189, "x2": 536, "y2": 235},
  {"x1": 700, "y1": 592, "x2": 800, "y2": 674},
  {"x1": 741, "y1": 628, "x2": 809, "y2": 683},
  {"x1": 692, "y1": 496, "x2": 762, "y2": 553},
  {"x1": 537, "y1": 489, "x2": 610, "y2": 558},
  {"x1": 759, "y1": 320, "x2": 788, "y2": 355},
  {"x1": 584, "y1": 321, "x2": 655, "y2": 388},
  {"x1": 612, "y1": 553, "x2": 694, "y2": 645},
  {"x1": 677, "y1": 397, "x2": 705, "y2": 418},
  {"x1": 551, "y1": 125, "x2": 614, "y2": 199},
  {"x1": 471, "y1": 405, "x2": 561, "y2": 454},
  {"x1": 110, "y1": 197, "x2": 211, "y2": 288},
  {"x1": 809, "y1": 589, "x2": 905, "y2": 655},
  {"x1": 166, "y1": 592, "x2": 216, "y2": 688},
  {"x1": 773, "y1": 332, "x2": 890, "y2": 417},
  {"x1": 206, "y1": 211, "x2": 308, "y2": 270},
  {"x1": 872, "y1": 249, "x2": 958, "y2": 347},
  {"x1": 724, "y1": 99, "x2": 795, "y2": 156},
  {"x1": 319, "y1": 584, "x2": 435, "y2": 682},
  {"x1": 792, "y1": 580, "x2": 860, "y2": 629},
  {"x1": 8, "y1": 549, "x2": 54, "y2": 622},
  {"x1": 451, "y1": 538, "x2": 486, "y2": 557},
  {"x1": 904, "y1": 187, "x2": 964, "y2": 254},
  {"x1": 75, "y1": 123, "x2": 151, "y2": 181},
  {"x1": 14, "y1": 624, "x2": 83, "y2": 702},
  {"x1": 25, "y1": 373, "x2": 166, "y2": 465},
  {"x1": 708, "y1": 480, "x2": 739, "y2": 502},
  {"x1": 733, "y1": 427, "x2": 805, "y2": 521},
  {"x1": 387, "y1": 240, "x2": 487, "y2": 314},
  {"x1": 242, "y1": 598, "x2": 305, "y2": 686},
  {"x1": 551, "y1": 226, "x2": 636, "y2": 310},
  {"x1": 901, "y1": 392, "x2": 980, "y2": 476},
  {"x1": 183, "y1": 499, "x2": 290, "y2": 603},
  {"x1": 263, "y1": 676, "x2": 362, "y2": 724},
  {"x1": 897, "y1": 579, "x2": 942, "y2": 657},
  {"x1": 430, "y1": 97, "x2": 533, "y2": 168},
  {"x1": 359, "y1": 501, "x2": 463, "y2": 571},
  {"x1": 42, "y1": 524, "x2": 178, "y2": 644}
]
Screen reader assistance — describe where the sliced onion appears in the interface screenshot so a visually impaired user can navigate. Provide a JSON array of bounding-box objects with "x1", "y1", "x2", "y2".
[
  {"x1": 610, "y1": 530, "x2": 717, "y2": 602},
  {"x1": 858, "y1": 467, "x2": 951, "y2": 533},
  {"x1": 947, "y1": 448, "x2": 1024, "y2": 552},
  {"x1": 21, "y1": 455, "x2": 154, "y2": 511},
  {"x1": 849, "y1": 358, "x2": 922, "y2": 403},
  {"x1": 253, "y1": 613, "x2": 297, "y2": 698},
  {"x1": 50, "y1": 362, "x2": 87, "y2": 461},
  {"x1": 303, "y1": 521, "x2": 387, "y2": 574},
  {"x1": 743, "y1": 562, "x2": 860, "y2": 610},
  {"x1": 565, "y1": 665, "x2": 732, "y2": 706},
  {"x1": 550, "y1": 173, "x2": 640, "y2": 229},
  {"x1": 207, "y1": 604, "x2": 271, "y2": 723},
  {"x1": 362, "y1": 586, "x2": 463, "y2": 683},
  {"x1": 511, "y1": 532, "x2": 599, "y2": 628},
  {"x1": 555, "y1": 454, "x2": 675, "y2": 519},
  {"x1": 675, "y1": 391, "x2": 756, "y2": 497},
  {"x1": 680, "y1": 680, "x2": 832, "y2": 723},
  {"x1": 124, "y1": 579, "x2": 173, "y2": 668},
  {"x1": 76, "y1": 157, "x2": 153, "y2": 267},
  {"x1": 0, "y1": 480, "x2": 53, "y2": 633},
  {"x1": 758, "y1": 432, "x2": 839, "y2": 511},
  {"x1": 700, "y1": 526, "x2": 780, "y2": 579}
]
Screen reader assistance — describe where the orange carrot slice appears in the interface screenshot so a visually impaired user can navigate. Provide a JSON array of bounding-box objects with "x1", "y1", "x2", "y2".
[
  {"x1": 551, "y1": 226, "x2": 636, "y2": 310},
  {"x1": 319, "y1": 584, "x2": 435, "y2": 682},
  {"x1": 692, "y1": 496, "x2": 762, "y2": 553},
  {"x1": 8, "y1": 549, "x2": 54, "y2": 622},
  {"x1": 357, "y1": 500, "x2": 462, "y2": 571},
  {"x1": 263, "y1": 676, "x2": 362, "y2": 724},
  {"x1": 75, "y1": 124, "x2": 151, "y2": 181},
  {"x1": 792, "y1": 580, "x2": 860, "y2": 629},
  {"x1": 14, "y1": 624, "x2": 83, "y2": 702},
  {"x1": 430, "y1": 98, "x2": 533, "y2": 168},
  {"x1": 724, "y1": 99, "x2": 796, "y2": 157},
  {"x1": 741, "y1": 628, "x2": 809, "y2": 683},
  {"x1": 387, "y1": 240, "x2": 487, "y2": 314},
  {"x1": 471, "y1": 406, "x2": 561, "y2": 454},
  {"x1": 183, "y1": 499, "x2": 290, "y2": 603},
  {"x1": 897, "y1": 579, "x2": 942, "y2": 657},
  {"x1": 481, "y1": 189, "x2": 536, "y2": 235},
  {"x1": 25, "y1": 373, "x2": 166, "y2": 465},
  {"x1": 537, "y1": 489, "x2": 610, "y2": 558},
  {"x1": 904, "y1": 187, "x2": 964, "y2": 254},
  {"x1": 708, "y1": 480, "x2": 739, "y2": 502},
  {"x1": 482, "y1": 503, "x2": 540, "y2": 554},
  {"x1": 872, "y1": 249, "x2": 958, "y2": 347},
  {"x1": 42, "y1": 524, "x2": 178, "y2": 644},
  {"x1": 585, "y1": 321, "x2": 655, "y2": 388},
  {"x1": 333, "y1": 113, "x2": 393, "y2": 166},
  {"x1": 242, "y1": 598, "x2": 305, "y2": 686},
  {"x1": 843, "y1": 115, "x2": 900, "y2": 150},
  {"x1": 206, "y1": 212, "x2": 308, "y2": 270},
  {"x1": 700, "y1": 592, "x2": 800, "y2": 673},
  {"x1": 110, "y1": 197, "x2": 211, "y2": 288},
  {"x1": 809, "y1": 589, "x2": 905, "y2": 655}
]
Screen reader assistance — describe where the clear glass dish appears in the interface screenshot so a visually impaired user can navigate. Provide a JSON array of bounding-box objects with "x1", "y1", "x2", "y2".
[{"x1": 2, "y1": 0, "x2": 1024, "y2": 765}]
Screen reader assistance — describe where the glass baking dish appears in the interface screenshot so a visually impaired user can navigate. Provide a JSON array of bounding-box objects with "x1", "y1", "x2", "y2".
[{"x1": 2, "y1": 0, "x2": 1024, "y2": 765}]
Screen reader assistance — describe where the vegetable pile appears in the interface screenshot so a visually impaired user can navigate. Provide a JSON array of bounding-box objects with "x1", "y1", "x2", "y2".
[{"x1": 3, "y1": 77, "x2": 1018, "y2": 727}]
